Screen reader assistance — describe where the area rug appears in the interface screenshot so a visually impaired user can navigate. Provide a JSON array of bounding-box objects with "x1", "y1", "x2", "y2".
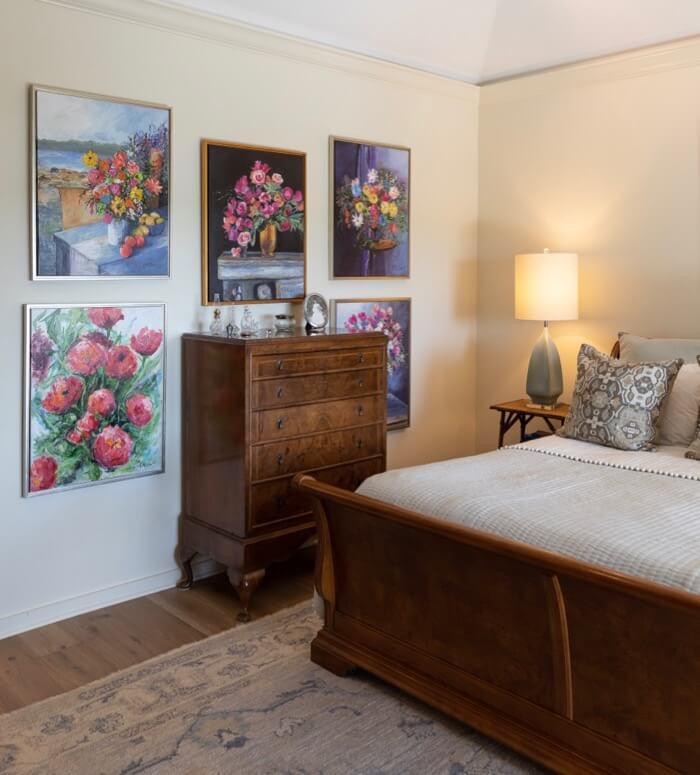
[{"x1": 0, "y1": 603, "x2": 545, "y2": 774}]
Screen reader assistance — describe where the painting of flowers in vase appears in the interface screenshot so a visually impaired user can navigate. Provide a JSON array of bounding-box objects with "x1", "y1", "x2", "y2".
[
  {"x1": 331, "y1": 137, "x2": 410, "y2": 279},
  {"x1": 31, "y1": 85, "x2": 170, "y2": 278},
  {"x1": 202, "y1": 140, "x2": 306, "y2": 304},
  {"x1": 333, "y1": 298, "x2": 411, "y2": 430},
  {"x1": 24, "y1": 303, "x2": 165, "y2": 496}
]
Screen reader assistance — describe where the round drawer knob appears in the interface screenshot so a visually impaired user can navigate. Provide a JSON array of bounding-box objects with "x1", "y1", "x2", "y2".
[
  {"x1": 357, "y1": 405, "x2": 364, "y2": 416},
  {"x1": 277, "y1": 387, "x2": 284, "y2": 398},
  {"x1": 276, "y1": 418, "x2": 284, "y2": 430},
  {"x1": 357, "y1": 439, "x2": 364, "y2": 449},
  {"x1": 276, "y1": 360, "x2": 284, "y2": 371},
  {"x1": 358, "y1": 379, "x2": 364, "y2": 388},
  {"x1": 358, "y1": 352, "x2": 365, "y2": 364},
  {"x1": 277, "y1": 453, "x2": 285, "y2": 466}
]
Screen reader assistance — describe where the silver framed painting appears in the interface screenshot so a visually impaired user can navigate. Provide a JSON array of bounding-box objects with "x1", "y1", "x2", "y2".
[
  {"x1": 30, "y1": 84, "x2": 172, "y2": 280},
  {"x1": 332, "y1": 297, "x2": 411, "y2": 430},
  {"x1": 24, "y1": 302, "x2": 166, "y2": 497}
]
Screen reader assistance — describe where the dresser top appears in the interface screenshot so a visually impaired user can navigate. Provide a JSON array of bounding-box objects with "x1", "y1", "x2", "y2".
[{"x1": 183, "y1": 328, "x2": 386, "y2": 347}]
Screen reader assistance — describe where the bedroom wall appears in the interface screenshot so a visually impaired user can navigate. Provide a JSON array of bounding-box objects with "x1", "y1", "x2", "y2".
[
  {"x1": 476, "y1": 39, "x2": 700, "y2": 451},
  {"x1": 0, "y1": 0, "x2": 479, "y2": 636}
]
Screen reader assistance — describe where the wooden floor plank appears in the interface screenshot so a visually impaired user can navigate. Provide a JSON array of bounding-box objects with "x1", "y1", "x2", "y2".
[{"x1": 0, "y1": 549, "x2": 315, "y2": 714}]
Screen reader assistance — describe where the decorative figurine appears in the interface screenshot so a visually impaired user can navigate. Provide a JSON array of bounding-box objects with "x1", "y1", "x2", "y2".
[
  {"x1": 239, "y1": 306, "x2": 258, "y2": 337},
  {"x1": 209, "y1": 307, "x2": 223, "y2": 336},
  {"x1": 304, "y1": 293, "x2": 329, "y2": 332}
]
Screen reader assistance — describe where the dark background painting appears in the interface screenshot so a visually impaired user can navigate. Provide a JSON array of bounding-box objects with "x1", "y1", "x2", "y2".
[
  {"x1": 332, "y1": 139, "x2": 410, "y2": 278},
  {"x1": 205, "y1": 143, "x2": 305, "y2": 301},
  {"x1": 334, "y1": 298, "x2": 411, "y2": 430}
]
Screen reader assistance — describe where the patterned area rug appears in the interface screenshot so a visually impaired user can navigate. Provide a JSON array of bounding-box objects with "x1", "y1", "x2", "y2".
[{"x1": 0, "y1": 603, "x2": 546, "y2": 774}]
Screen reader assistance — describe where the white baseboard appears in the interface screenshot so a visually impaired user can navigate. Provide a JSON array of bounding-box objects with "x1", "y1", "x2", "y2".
[{"x1": 0, "y1": 558, "x2": 222, "y2": 640}]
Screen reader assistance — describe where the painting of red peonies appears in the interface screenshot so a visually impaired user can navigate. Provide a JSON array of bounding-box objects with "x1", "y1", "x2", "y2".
[
  {"x1": 24, "y1": 303, "x2": 165, "y2": 496},
  {"x1": 31, "y1": 85, "x2": 170, "y2": 279}
]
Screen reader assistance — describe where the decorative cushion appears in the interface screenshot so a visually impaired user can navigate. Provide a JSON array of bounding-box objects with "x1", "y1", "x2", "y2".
[
  {"x1": 559, "y1": 344, "x2": 683, "y2": 451},
  {"x1": 685, "y1": 357, "x2": 700, "y2": 460},
  {"x1": 619, "y1": 332, "x2": 700, "y2": 364},
  {"x1": 657, "y1": 363, "x2": 700, "y2": 447}
]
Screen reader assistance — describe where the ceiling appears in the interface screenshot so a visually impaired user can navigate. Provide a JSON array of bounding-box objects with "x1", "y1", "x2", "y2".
[{"x1": 157, "y1": 0, "x2": 700, "y2": 83}]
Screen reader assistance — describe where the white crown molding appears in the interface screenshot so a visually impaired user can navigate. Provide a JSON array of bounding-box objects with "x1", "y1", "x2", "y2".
[
  {"x1": 37, "y1": 0, "x2": 479, "y2": 104},
  {"x1": 481, "y1": 35, "x2": 700, "y2": 104}
]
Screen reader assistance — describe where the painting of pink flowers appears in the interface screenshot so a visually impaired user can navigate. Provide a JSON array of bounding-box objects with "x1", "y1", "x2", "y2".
[
  {"x1": 32, "y1": 85, "x2": 170, "y2": 278},
  {"x1": 333, "y1": 298, "x2": 411, "y2": 430},
  {"x1": 202, "y1": 140, "x2": 306, "y2": 304},
  {"x1": 331, "y1": 137, "x2": 410, "y2": 279},
  {"x1": 24, "y1": 303, "x2": 165, "y2": 496}
]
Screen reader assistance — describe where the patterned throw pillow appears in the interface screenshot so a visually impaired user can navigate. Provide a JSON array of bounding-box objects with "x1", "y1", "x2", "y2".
[
  {"x1": 558, "y1": 344, "x2": 683, "y2": 451},
  {"x1": 685, "y1": 357, "x2": 700, "y2": 460}
]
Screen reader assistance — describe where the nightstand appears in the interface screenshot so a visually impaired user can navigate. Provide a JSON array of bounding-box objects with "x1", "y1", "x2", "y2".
[{"x1": 490, "y1": 399, "x2": 570, "y2": 448}]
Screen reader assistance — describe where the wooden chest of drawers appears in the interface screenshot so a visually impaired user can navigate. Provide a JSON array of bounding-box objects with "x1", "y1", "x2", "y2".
[{"x1": 178, "y1": 328, "x2": 387, "y2": 620}]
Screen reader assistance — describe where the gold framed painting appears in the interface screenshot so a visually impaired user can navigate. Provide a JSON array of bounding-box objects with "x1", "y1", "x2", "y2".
[
  {"x1": 330, "y1": 136, "x2": 410, "y2": 280},
  {"x1": 201, "y1": 139, "x2": 307, "y2": 305}
]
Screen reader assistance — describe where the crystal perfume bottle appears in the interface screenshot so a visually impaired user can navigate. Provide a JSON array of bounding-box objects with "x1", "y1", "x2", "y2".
[
  {"x1": 239, "y1": 306, "x2": 258, "y2": 337},
  {"x1": 209, "y1": 307, "x2": 223, "y2": 336}
]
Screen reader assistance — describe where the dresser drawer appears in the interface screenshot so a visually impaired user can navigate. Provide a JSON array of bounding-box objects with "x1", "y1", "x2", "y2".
[
  {"x1": 252, "y1": 424, "x2": 383, "y2": 481},
  {"x1": 251, "y1": 368, "x2": 380, "y2": 410},
  {"x1": 252, "y1": 395, "x2": 384, "y2": 443},
  {"x1": 250, "y1": 456, "x2": 385, "y2": 530},
  {"x1": 252, "y1": 347, "x2": 382, "y2": 379}
]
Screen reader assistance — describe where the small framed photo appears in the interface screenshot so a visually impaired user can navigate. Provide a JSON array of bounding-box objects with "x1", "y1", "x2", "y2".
[
  {"x1": 330, "y1": 136, "x2": 410, "y2": 279},
  {"x1": 31, "y1": 85, "x2": 171, "y2": 279},
  {"x1": 304, "y1": 293, "x2": 329, "y2": 330},
  {"x1": 202, "y1": 139, "x2": 306, "y2": 305},
  {"x1": 332, "y1": 298, "x2": 411, "y2": 430},
  {"x1": 24, "y1": 303, "x2": 166, "y2": 496}
]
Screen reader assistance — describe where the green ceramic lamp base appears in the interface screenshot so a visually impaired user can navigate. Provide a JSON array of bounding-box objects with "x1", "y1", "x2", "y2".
[{"x1": 525, "y1": 323, "x2": 563, "y2": 409}]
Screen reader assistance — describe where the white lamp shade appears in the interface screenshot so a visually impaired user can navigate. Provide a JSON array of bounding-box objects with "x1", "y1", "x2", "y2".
[{"x1": 515, "y1": 252, "x2": 579, "y2": 321}]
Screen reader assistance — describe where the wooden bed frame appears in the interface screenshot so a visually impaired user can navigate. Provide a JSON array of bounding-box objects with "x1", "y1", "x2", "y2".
[{"x1": 293, "y1": 380, "x2": 700, "y2": 773}]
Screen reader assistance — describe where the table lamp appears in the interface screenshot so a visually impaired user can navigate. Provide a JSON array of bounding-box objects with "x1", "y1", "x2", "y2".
[{"x1": 515, "y1": 249, "x2": 579, "y2": 409}]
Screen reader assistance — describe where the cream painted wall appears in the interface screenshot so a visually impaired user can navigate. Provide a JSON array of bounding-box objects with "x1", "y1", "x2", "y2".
[
  {"x1": 477, "y1": 44, "x2": 700, "y2": 451},
  {"x1": 0, "y1": 0, "x2": 479, "y2": 635}
]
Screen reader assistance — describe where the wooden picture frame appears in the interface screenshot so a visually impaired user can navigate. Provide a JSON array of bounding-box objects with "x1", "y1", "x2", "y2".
[
  {"x1": 332, "y1": 298, "x2": 411, "y2": 430},
  {"x1": 201, "y1": 139, "x2": 307, "y2": 305},
  {"x1": 330, "y1": 136, "x2": 410, "y2": 280}
]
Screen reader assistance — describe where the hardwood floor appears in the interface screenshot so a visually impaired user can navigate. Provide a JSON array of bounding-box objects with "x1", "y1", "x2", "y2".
[{"x1": 0, "y1": 548, "x2": 315, "y2": 715}]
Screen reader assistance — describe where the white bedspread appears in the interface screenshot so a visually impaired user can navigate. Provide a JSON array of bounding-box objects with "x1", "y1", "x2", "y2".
[{"x1": 357, "y1": 436, "x2": 700, "y2": 595}]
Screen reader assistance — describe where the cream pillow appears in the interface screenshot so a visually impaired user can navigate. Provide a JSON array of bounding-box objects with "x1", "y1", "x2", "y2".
[
  {"x1": 685, "y1": 357, "x2": 700, "y2": 460},
  {"x1": 657, "y1": 363, "x2": 700, "y2": 447},
  {"x1": 619, "y1": 332, "x2": 700, "y2": 364}
]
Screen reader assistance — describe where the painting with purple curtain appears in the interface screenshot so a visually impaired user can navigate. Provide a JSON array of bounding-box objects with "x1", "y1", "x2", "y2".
[{"x1": 331, "y1": 137, "x2": 410, "y2": 278}]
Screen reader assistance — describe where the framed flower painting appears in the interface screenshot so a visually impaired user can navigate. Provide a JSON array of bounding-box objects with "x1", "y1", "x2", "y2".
[
  {"x1": 202, "y1": 140, "x2": 306, "y2": 304},
  {"x1": 24, "y1": 303, "x2": 166, "y2": 496},
  {"x1": 332, "y1": 298, "x2": 411, "y2": 430},
  {"x1": 331, "y1": 137, "x2": 410, "y2": 279},
  {"x1": 31, "y1": 85, "x2": 171, "y2": 279}
]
